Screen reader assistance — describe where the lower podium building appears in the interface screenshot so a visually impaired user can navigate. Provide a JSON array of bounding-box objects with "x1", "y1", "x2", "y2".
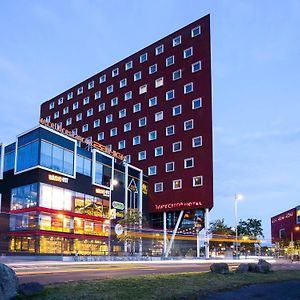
[{"x1": 0, "y1": 122, "x2": 147, "y2": 255}]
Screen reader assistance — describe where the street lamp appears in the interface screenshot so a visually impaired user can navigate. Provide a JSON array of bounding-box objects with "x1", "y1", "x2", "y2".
[
  {"x1": 234, "y1": 194, "x2": 244, "y2": 255},
  {"x1": 108, "y1": 178, "x2": 118, "y2": 257},
  {"x1": 290, "y1": 226, "x2": 300, "y2": 259}
]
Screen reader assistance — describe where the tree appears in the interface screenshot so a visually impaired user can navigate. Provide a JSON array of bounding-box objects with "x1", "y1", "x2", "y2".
[
  {"x1": 237, "y1": 218, "x2": 264, "y2": 238},
  {"x1": 117, "y1": 208, "x2": 143, "y2": 255},
  {"x1": 209, "y1": 219, "x2": 235, "y2": 235}
]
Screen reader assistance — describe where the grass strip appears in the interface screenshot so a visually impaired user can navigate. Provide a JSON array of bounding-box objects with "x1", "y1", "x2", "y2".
[{"x1": 14, "y1": 270, "x2": 300, "y2": 300}]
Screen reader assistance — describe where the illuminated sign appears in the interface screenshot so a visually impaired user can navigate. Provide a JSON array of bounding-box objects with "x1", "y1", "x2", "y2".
[
  {"x1": 39, "y1": 118, "x2": 124, "y2": 161},
  {"x1": 95, "y1": 188, "x2": 110, "y2": 197},
  {"x1": 48, "y1": 174, "x2": 69, "y2": 183},
  {"x1": 155, "y1": 201, "x2": 203, "y2": 210},
  {"x1": 142, "y1": 183, "x2": 148, "y2": 195},
  {"x1": 112, "y1": 201, "x2": 125, "y2": 211}
]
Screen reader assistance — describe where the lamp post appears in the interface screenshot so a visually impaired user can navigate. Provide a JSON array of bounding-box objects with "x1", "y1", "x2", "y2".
[
  {"x1": 234, "y1": 194, "x2": 244, "y2": 255},
  {"x1": 108, "y1": 178, "x2": 118, "y2": 257}
]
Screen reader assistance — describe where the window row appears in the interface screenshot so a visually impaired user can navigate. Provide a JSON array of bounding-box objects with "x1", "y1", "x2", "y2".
[
  {"x1": 154, "y1": 176, "x2": 203, "y2": 192},
  {"x1": 48, "y1": 54, "x2": 201, "y2": 110}
]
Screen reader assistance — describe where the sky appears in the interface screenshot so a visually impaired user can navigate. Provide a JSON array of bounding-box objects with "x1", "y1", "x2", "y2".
[{"x1": 0, "y1": 0, "x2": 300, "y2": 244}]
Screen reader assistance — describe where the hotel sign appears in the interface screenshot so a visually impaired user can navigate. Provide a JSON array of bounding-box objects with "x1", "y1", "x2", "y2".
[
  {"x1": 39, "y1": 118, "x2": 124, "y2": 161},
  {"x1": 48, "y1": 174, "x2": 69, "y2": 183}
]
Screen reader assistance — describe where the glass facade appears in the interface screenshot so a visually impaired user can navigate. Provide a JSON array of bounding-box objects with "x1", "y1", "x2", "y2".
[{"x1": 11, "y1": 183, "x2": 38, "y2": 210}]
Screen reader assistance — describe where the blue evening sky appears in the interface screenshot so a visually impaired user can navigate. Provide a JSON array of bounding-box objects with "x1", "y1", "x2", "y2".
[{"x1": 1, "y1": 0, "x2": 299, "y2": 244}]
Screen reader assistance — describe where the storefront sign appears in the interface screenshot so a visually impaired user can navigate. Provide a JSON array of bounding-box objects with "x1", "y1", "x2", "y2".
[
  {"x1": 48, "y1": 174, "x2": 69, "y2": 183},
  {"x1": 40, "y1": 118, "x2": 124, "y2": 161},
  {"x1": 112, "y1": 201, "x2": 124, "y2": 211},
  {"x1": 155, "y1": 201, "x2": 203, "y2": 210},
  {"x1": 95, "y1": 188, "x2": 110, "y2": 197},
  {"x1": 115, "y1": 224, "x2": 124, "y2": 235}
]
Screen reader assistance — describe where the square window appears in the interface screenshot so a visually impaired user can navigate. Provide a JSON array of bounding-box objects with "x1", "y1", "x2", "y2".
[
  {"x1": 184, "y1": 157, "x2": 194, "y2": 168},
  {"x1": 192, "y1": 136, "x2": 202, "y2": 148},
  {"x1": 173, "y1": 179, "x2": 182, "y2": 190},
  {"x1": 192, "y1": 61, "x2": 202, "y2": 73},
  {"x1": 184, "y1": 82, "x2": 193, "y2": 94},
  {"x1": 87, "y1": 108, "x2": 93, "y2": 117},
  {"x1": 191, "y1": 25, "x2": 201, "y2": 37},
  {"x1": 148, "y1": 131, "x2": 157, "y2": 141},
  {"x1": 172, "y1": 105, "x2": 182, "y2": 116},
  {"x1": 110, "y1": 127, "x2": 117, "y2": 137},
  {"x1": 125, "y1": 61, "x2": 133, "y2": 70},
  {"x1": 106, "y1": 144, "x2": 112, "y2": 151},
  {"x1": 183, "y1": 47, "x2": 193, "y2": 59},
  {"x1": 45, "y1": 116, "x2": 51, "y2": 122},
  {"x1": 120, "y1": 78, "x2": 127, "y2": 88},
  {"x1": 98, "y1": 103, "x2": 105, "y2": 112},
  {"x1": 154, "y1": 182, "x2": 163, "y2": 192},
  {"x1": 112, "y1": 68, "x2": 119, "y2": 77},
  {"x1": 173, "y1": 35, "x2": 181, "y2": 46},
  {"x1": 54, "y1": 111, "x2": 59, "y2": 119},
  {"x1": 83, "y1": 97, "x2": 90, "y2": 105},
  {"x1": 155, "y1": 146, "x2": 163, "y2": 157},
  {"x1": 140, "y1": 53, "x2": 148, "y2": 63},
  {"x1": 77, "y1": 87, "x2": 83, "y2": 95},
  {"x1": 73, "y1": 102, "x2": 79, "y2": 110},
  {"x1": 49, "y1": 102, "x2": 54, "y2": 109},
  {"x1": 107, "y1": 85, "x2": 113, "y2": 94},
  {"x1": 106, "y1": 114, "x2": 113, "y2": 123},
  {"x1": 172, "y1": 141, "x2": 182, "y2": 152},
  {"x1": 99, "y1": 74, "x2": 106, "y2": 83},
  {"x1": 76, "y1": 113, "x2": 82, "y2": 122},
  {"x1": 58, "y1": 97, "x2": 63, "y2": 105},
  {"x1": 193, "y1": 176, "x2": 203, "y2": 187},
  {"x1": 155, "y1": 77, "x2": 164, "y2": 88},
  {"x1": 173, "y1": 70, "x2": 182, "y2": 81},
  {"x1": 166, "y1": 90, "x2": 175, "y2": 101},
  {"x1": 72, "y1": 128, "x2": 78, "y2": 135},
  {"x1": 118, "y1": 140, "x2": 125, "y2": 150},
  {"x1": 111, "y1": 97, "x2": 118, "y2": 107},
  {"x1": 148, "y1": 166, "x2": 157, "y2": 176},
  {"x1": 133, "y1": 103, "x2": 141, "y2": 113},
  {"x1": 138, "y1": 151, "x2": 146, "y2": 161},
  {"x1": 124, "y1": 91, "x2": 132, "y2": 101},
  {"x1": 155, "y1": 44, "x2": 164, "y2": 55},
  {"x1": 134, "y1": 71, "x2": 142, "y2": 81},
  {"x1": 166, "y1": 55, "x2": 174, "y2": 67},
  {"x1": 94, "y1": 91, "x2": 101, "y2": 100},
  {"x1": 124, "y1": 122, "x2": 131, "y2": 132},
  {"x1": 82, "y1": 124, "x2": 88, "y2": 132},
  {"x1": 149, "y1": 64, "x2": 157, "y2": 74},
  {"x1": 184, "y1": 119, "x2": 194, "y2": 131},
  {"x1": 119, "y1": 109, "x2": 126, "y2": 118},
  {"x1": 139, "y1": 84, "x2": 147, "y2": 94},
  {"x1": 125, "y1": 154, "x2": 131, "y2": 163},
  {"x1": 98, "y1": 132, "x2": 104, "y2": 141},
  {"x1": 94, "y1": 119, "x2": 100, "y2": 128},
  {"x1": 192, "y1": 98, "x2": 202, "y2": 109},
  {"x1": 88, "y1": 81, "x2": 94, "y2": 89},
  {"x1": 165, "y1": 162, "x2": 174, "y2": 172},
  {"x1": 149, "y1": 96, "x2": 157, "y2": 107},
  {"x1": 139, "y1": 117, "x2": 147, "y2": 127},
  {"x1": 66, "y1": 118, "x2": 72, "y2": 126},
  {"x1": 155, "y1": 111, "x2": 163, "y2": 122},
  {"x1": 133, "y1": 135, "x2": 140, "y2": 145},
  {"x1": 67, "y1": 92, "x2": 73, "y2": 100},
  {"x1": 166, "y1": 125, "x2": 175, "y2": 136},
  {"x1": 63, "y1": 107, "x2": 69, "y2": 115}
]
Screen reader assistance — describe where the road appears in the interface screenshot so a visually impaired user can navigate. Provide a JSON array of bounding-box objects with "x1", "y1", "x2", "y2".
[{"x1": 10, "y1": 261, "x2": 238, "y2": 284}]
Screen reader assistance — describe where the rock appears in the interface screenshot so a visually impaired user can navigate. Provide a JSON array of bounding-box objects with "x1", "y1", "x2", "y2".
[
  {"x1": 0, "y1": 263, "x2": 19, "y2": 300},
  {"x1": 236, "y1": 263, "x2": 249, "y2": 273},
  {"x1": 19, "y1": 282, "x2": 44, "y2": 297},
  {"x1": 210, "y1": 263, "x2": 229, "y2": 274},
  {"x1": 248, "y1": 263, "x2": 258, "y2": 272},
  {"x1": 256, "y1": 259, "x2": 272, "y2": 273}
]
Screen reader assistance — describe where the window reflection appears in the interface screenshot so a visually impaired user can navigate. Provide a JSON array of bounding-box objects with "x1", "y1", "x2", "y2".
[
  {"x1": 16, "y1": 140, "x2": 39, "y2": 172},
  {"x1": 11, "y1": 183, "x2": 38, "y2": 210}
]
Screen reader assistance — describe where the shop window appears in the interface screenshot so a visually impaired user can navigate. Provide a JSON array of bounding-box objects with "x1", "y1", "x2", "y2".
[{"x1": 11, "y1": 183, "x2": 38, "y2": 210}]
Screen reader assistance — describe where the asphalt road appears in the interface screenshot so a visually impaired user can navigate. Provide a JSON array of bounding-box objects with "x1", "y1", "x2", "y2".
[{"x1": 12, "y1": 261, "x2": 227, "y2": 284}]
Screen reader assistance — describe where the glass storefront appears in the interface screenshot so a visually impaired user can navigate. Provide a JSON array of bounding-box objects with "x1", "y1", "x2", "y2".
[{"x1": 11, "y1": 183, "x2": 38, "y2": 210}]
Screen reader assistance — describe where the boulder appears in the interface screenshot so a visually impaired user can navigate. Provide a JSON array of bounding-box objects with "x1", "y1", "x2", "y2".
[
  {"x1": 248, "y1": 263, "x2": 258, "y2": 272},
  {"x1": 236, "y1": 263, "x2": 249, "y2": 273},
  {"x1": 19, "y1": 282, "x2": 44, "y2": 297},
  {"x1": 0, "y1": 263, "x2": 19, "y2": 300},
  {"x1": 210, "y1": 263, "x2": 229, "y2": 274},
  {"x1": 256, "y1": 259, "x2": 272, "y2": 273}
]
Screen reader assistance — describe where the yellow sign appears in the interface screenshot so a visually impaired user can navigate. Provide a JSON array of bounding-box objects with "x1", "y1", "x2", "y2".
[
  {"x1": 95, "y1": 188, "x2": 110, "y2": 197},
  {"x1": 48, "y1": 174, "x2": 69, "y2": 183},
  {"x1": 40, "y1": 118, "x2": 124, "y2": 161}
]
